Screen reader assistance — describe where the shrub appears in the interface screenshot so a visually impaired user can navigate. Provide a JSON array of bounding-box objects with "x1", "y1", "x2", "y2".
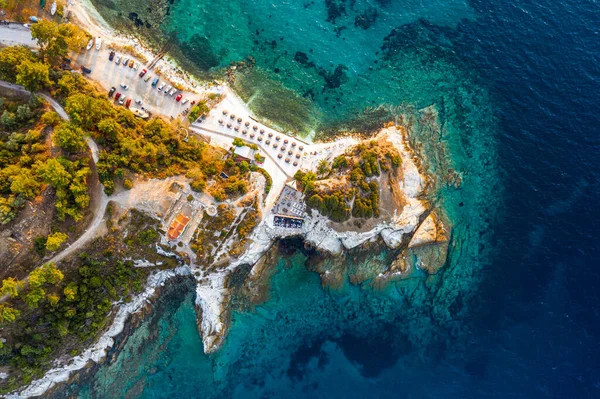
[{"x1": 45, "y1": 232, "x2": 68, "y2": 251}]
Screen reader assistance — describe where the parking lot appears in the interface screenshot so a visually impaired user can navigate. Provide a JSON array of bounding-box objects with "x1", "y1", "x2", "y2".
[{"x1": 70, "y1": 46, "x2": 199, "y2": 118}]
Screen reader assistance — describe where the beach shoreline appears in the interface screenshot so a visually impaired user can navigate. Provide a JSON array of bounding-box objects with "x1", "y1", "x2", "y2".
[{"x1": 5, "y1": 2, "x2": 461, "y2": 396}]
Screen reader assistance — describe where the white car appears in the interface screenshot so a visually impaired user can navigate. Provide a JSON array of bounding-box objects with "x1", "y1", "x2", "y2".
[
  {"x1": 164, "y1": 86, "x2": 172, "y2": 95},
  {"x1": 135, "y1": 98, "x2": 143, "y2": 105},
  {"x1": 122, "y1": 58, "x2": 129, "y2": 67},
  {"x1": 169, "y1": 88, "x2": 177, "y2": 96},
  {"x1": 181, "y1": 98, "x2": 189, "y2": 105},
  {"x1": 120, "y1": 83, "x2": 129, "y2": 90},
  {"x1": 133, "y1": 63, "x2": 139, "y2": 70},
  {"x1": 95, "y1": 37, "x2": 102, "y2": 50},
  {"x1": 115, "y1": 56, "x2": 121, "y2": 65},
  {"x1": 119, "y1": 96, "x2": 125, "y2": 105},
  {"x1": 157, "y1": 83, "x2": 166, "y2": 91}
]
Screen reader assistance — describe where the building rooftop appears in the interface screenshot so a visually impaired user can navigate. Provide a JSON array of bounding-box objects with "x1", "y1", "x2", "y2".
[
  {"x1": 233, "y1": 145, "x2": 255, "y2": 161},
  {"x1": 167, "y1": 213, "x2": 191, "y2": 240}
]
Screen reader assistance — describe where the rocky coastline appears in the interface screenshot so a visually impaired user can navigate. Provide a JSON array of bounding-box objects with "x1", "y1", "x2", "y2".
[{"x1": 192, "y1": 126, "x2": 453, "y2": 354}]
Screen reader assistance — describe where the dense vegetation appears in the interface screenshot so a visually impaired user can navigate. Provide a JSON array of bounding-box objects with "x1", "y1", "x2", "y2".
[
  {"x1": 295, "y1": 140, "x2": 401, "y2": 222},
  {"x1": 0, "y1": 94, "x2": 91, "y2": 227},
  {"x1": 0, "y1": 208, "x2": 172, "y2": 392}
]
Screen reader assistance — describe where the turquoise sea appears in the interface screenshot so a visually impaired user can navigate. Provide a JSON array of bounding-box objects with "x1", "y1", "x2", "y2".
[{"x1": 77, "y1": 0, "x2": 600, "y2": 397}]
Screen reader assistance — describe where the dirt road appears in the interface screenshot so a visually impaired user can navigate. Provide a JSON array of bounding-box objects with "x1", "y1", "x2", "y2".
[{"x1": 0, "y1": 80, "x2": 108, "y2": 268}]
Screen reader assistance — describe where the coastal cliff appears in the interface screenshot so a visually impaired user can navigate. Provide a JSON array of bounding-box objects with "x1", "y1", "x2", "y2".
[{"x1": 193, "y1": 126, "x2": 453, "y2": 354}]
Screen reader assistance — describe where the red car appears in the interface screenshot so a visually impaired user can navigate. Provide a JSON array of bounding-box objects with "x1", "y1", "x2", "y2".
[
  {"x1": 139, "y1": 69, "x2": 147, "y2": 78},
  {"x1": 175, "y1": 93, "x2": 183, "y2": 102},
  {"x1": 125, "y1": 98, "x2": 131, "y2": 108},
  {"x1": 115, "y1": 92, "x2": 121, "y2": 101}
]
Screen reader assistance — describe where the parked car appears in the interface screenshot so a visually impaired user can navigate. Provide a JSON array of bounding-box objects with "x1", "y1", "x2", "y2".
[
  {"x1": 95, "y1": 37, "x2": 102, "y2": 50},
  {"x1": 151, "y1": 77, "x2": 159, "y2": 87},
  {"x1": 128, "y1": 59, "x2": 134, "y2": 68},
  {"x1": 80, "y1": 66, "x2": 92, "y2": 74},
  {"x1": 60, "y1": 63, "x2": 71, "y2": 71},
  {"x1": 169, "y1": 88, "x2": 177, "y2": 96},
  {"x1": 108, "y1": 87, "x2": 116, "y2": 97},
  {"x1": 115, "y1": 56, "x2": 121, "y2": 65},
  {"x1": 157, "y1": 83, "x2": 166, "y2": 91},
  {"x1": 181, "y1": 98, "x2": 189, "y2": 105},
  {"x1": 144, "y1": 75, "x2": 152, "y2": 82},
  {"x1": 122, "y1": 58, "x2": 129, "y2": 67},
  {"x1": 164, "y1": 86, "x2": 171, "y2": 95},
  {"x1": 175, "y1": 94, "x2": 183, "y2": 102},
  {"x1": 120, "y1": 83, "x2": 129, "y2": 90},
  {"x1": 119, "y1": 96, "x2": 126, "y2": 105},
  {"x1": 139, "y1": 69, "x2": 147, "y2": 78},
  {"x1": 115, "y1": 92, "x2": 121, "y2": 101},
  {"x1": 125, "y1": 98, "x2": 131, "y2": 108},
  {"x1": 62, "y1": 57, "x2": 72, "y2": 64},
  {"x1": 135, "y1": 98, "x2": 143, "y2": 105},
  {"x1": 133, "y1": 63, "x2": 139, "y2": 71},
  {"x1": 109, "y1": 51, "x2": 115, "y2": 61}
]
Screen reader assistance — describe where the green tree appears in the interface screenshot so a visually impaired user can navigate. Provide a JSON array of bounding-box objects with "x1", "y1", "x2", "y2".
[
  {"x1": 10, "y1": 170, "x2": 42, "y2": 198},
  {"x1": 0, "y1": 304, "x2": 20, "y2": 323},
  {"x1": 24, "y1": 287, "x2": 45, "y2": 309},
  {"x1": 53, "y1": 122, "x2": 87, "y2": 152},
  {"x1": 63, "y1": 282, "x2": 78, "y2": 301},
  {"x1": 41, "y1": 111, "x2": 62, "y2": 127},
  {"x1": 0, "y1": 46, "x2": 36, "y2": 82},
  {"x1": 45, "y1": 232, "x2": 68, "y2": 251},
  {"x1": 317, "y1": 159, "x2": 330, "y2": 177},
  {"x1": 187, "y1": 101, "x2": 210, "y2": 123},
  {"x1": 0, "y1": 110, "x2": 17, "y2": 130},
  {"x1": 1, "y1": 277, "x2": 23, "y2": 298},
  {"x1": 15, "y1": 60, "x2": 51, "y2": 92},
  {"x1": 232, "y1": 138, "x2": 244, "y2": 147},
  {"x1": 41, "y1": 262, "x2": 64, "y2": 284},
  {"x1": 37, "y1": 158, "x2": 71, "y2": 187},
  {"x1": 30, "y1": 20, "x2": 68, "y2": 62},
  {"x1": 59, "y1": 23, "x2": 90, "y2": 52},
  {"x1": 15, "y1": 104, "x2": 34, "y2": 124},
  {"x1": 65, "y1": 93, "x2": 113, "y2": 130}
]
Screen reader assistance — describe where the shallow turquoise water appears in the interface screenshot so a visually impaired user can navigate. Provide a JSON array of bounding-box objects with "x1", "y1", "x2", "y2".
[
  {"x1": 76, "y1": 0, "x2": 507, "y2": 397},
  {"x1": 79, "y1": 252, "x2": 459, "y2": 398},
  {"x1": 162, "y1": 0, "x2": 479, "y2": 134}
]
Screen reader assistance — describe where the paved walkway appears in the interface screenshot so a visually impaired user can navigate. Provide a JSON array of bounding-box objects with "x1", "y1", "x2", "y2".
[{"x1": 0, "y1": 25, "x2": 38, "y2": 48}]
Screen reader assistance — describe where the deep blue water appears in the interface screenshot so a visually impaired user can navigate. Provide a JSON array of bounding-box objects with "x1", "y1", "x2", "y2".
[{"x1": 80, "y1": 0, "x2": 600, "y2": 397}]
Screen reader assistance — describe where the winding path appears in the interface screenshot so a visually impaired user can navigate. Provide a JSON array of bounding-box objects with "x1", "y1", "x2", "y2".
[{"x1": 0, "y1": 80, "x2": 108, "y2": 266}]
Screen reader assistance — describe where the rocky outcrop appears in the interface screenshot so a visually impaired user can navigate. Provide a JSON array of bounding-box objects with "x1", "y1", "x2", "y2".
[{"x1": 194, "y1": 127, "x2": 453, "y2": 354}]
